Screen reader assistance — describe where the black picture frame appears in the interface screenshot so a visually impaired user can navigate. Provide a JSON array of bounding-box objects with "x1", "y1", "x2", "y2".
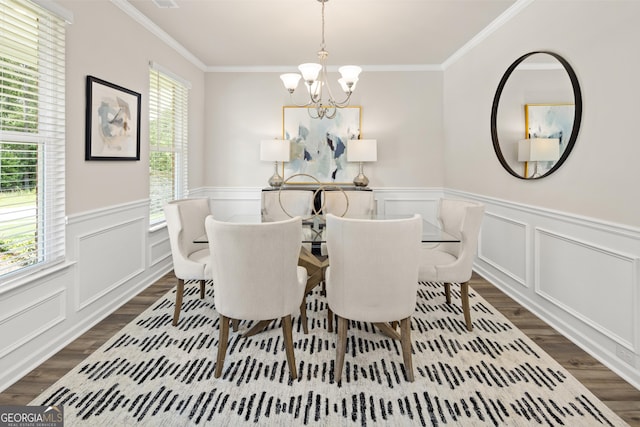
[{"x1": 85, "y1": 75, "x2": 141, "y2": 161}]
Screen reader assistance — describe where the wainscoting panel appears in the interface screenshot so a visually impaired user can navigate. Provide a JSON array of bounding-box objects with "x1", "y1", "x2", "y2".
[
  {"x1": 536, "y1": 228, "x2": 637, "y2": 348},
  {"x1": 451, "y1": 189, "x2": 640, "y2": 389},
  {"x1": 149, "y1": 234, "x2": 171, "y2": 269},
  {"x1": 0, "y1": 287, "x2": 65, "y2": 359},
  {"x1": 75, "y1": 217, "x2": 146, "y2": 311},
  {"x1": 478, "y1": 212, "x2": 528, "y2": 287},
  {"x1": 0, "y1": 199, "x2": 172, "y2": 393}
]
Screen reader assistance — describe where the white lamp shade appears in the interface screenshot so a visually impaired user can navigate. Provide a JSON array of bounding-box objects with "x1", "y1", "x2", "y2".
[
  {"x1": 260, "y1": 140, "x2": 291, "y2": 162},
  {"x1": 518, "y1": 138, "x2": 560, "y2": 162},
  {"x1": 338, "y1": 65, "x2": 362, "y2": 83},
  {"x1": 280, "y1": 73, "x2": 301, "y2": 91},
  {"x1": 298, "y1": 63, "x2": 322, "y2": 82},
  {"x1": 347, "y1": 139, "x2": 377, "y2": 162}
]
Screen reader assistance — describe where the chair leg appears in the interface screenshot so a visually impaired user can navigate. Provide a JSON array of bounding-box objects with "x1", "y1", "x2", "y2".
[
  {"x1": 172, "y1": 279, "x2": 185, "y2": 326},
  {"x1": 400, "y1": 317, "x2": 414, "y2": 382},
  {"x1": 461, "y1": 281, "x2": 473, "y2": 331},
  {"x1": 232, "y1": 319, "x2": 239, "y2": 332},
  {"x1": 215, "y1": 314, "x2": 230, "y2": 378},
  {"x1": 199, "y1": 279, "x2": 206, "y2": 299},
  {"x1": 327, "y1": 307, "x2": 334, "y2": 333},
  {"x1": 300, "y1": 298, "x2": 309, "y2": 334},
  {"x1": 444, "y1": 282, "x2": 452, "y2": 304},
  {"x1": 281, "y1": 315, "x2": 298, "y2": 379},
  {"x1": 335, "y1": 316, "x2": 348, "y2": 382}
]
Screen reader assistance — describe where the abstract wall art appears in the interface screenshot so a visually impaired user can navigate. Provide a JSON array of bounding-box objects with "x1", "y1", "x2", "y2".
[
  {"x1": 85, "y1": 76, "x2": 141, "y2": 160},
  {"x1": 282, "y1": 106, "x2": 361, "y2": 184}
]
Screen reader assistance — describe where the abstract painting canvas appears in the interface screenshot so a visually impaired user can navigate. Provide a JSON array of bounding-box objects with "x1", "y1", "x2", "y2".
[
  {"x1": 85, "y1": 76, "x2": 141, "y2": 160},
  {"x1": 282, "y1": 106, "x2": 361, "y2": 184}
]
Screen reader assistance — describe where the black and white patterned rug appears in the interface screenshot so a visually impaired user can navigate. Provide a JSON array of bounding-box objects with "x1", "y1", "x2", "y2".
[{"x1": 32, "y1": 281, "x2": 627, "y2": 426}]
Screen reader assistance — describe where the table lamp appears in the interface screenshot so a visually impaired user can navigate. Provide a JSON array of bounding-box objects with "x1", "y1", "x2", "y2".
[
  {"x1": 518, "y1": 138, "x2": 560, "y2": 178},
  {"x1": 347, "y1": 139, "x2": 377, "y2": 187},
  {"x1": 260, "y1": 139, "x2": 290, "y2": 187}
]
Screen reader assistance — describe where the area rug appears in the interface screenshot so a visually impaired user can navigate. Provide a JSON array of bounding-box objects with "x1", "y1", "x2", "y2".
[{"x1": 32, "y1": 281, "x2": 628, "y2": 426}]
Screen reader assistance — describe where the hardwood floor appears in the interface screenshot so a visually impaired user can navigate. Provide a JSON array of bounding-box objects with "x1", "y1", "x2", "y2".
[{"x1": 1, "y1": 271, "x2": 639, "y2": 426}]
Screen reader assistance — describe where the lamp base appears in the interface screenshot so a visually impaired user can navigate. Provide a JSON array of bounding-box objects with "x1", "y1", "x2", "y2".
[
  {"x1": 268, "y1": 173, "x2": 284, "y2": 187},
  {"x1": 353, "y1": 172, "x2": 369, "y2": 187},
  {"x1": 268, "y1": 161, "x2": 284, "y2": 187}
]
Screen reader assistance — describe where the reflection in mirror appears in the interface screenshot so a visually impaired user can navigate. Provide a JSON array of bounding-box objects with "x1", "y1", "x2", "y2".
[{"x1": 491, "y1": 51, "x2": 582, "y2": 179}]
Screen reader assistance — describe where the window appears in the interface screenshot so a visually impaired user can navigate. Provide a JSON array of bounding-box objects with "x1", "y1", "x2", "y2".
[
  {"x1": 0, "y1": 0, "x2": 67, "y2": 280},
  {"x1": 148, "y1": 63, "x2": 189, "y2": 226}
]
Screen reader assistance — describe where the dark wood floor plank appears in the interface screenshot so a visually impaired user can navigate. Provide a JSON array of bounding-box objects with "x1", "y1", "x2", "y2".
[{"x1": 1, "y1": 271, "x2": 638, "y2": 426}]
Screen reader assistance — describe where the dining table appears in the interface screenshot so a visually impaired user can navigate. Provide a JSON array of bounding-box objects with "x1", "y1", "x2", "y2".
[{"x1": 195, "y1": 213, "x2": 459, "y2": 336}]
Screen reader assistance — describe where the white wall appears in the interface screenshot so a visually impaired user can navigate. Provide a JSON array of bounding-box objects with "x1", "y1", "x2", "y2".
[
  {"x1": 443, "y1": 1, "x2": 640, "y2": 388},
  {"x1": 63, "y1": 0, "x2": 206, "y2": 214},
  {"x1": 204, "y1": 70, "x2": 445, "y2": 188},
  {"x1": 443, "y1": 1, "x2": 640, "y2": 227}
]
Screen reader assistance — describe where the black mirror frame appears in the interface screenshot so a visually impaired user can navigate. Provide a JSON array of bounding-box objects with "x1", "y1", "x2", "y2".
[{"x1": 490, "y1": 51, "x2": 582, "y2": 180}]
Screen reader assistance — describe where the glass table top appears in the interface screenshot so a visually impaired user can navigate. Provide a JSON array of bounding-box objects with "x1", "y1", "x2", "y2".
[{"x1": 196, "y1": 214, "x2": 459, "y2": 244}]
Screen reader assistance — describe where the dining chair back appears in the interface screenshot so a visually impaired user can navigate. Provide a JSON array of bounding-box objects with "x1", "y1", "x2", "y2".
[
  {"x1": 321, "y1": 190, "x2": 376, "y2": 217},
  {"x1": 418, "y1": 198, "x2": 484, "y2": 331},
  {"x1": 205, "y1": 215, "x2": 308, "y2": 379},
  {"x1": 261, "y1": 190, "x2": 314, "y2": 221},
  {"x1": 325, "y1": 213, "x2": 422, "y2": 382},
  {"x1": 164, "y1": 198, "x2": 212, "y2": 326}
]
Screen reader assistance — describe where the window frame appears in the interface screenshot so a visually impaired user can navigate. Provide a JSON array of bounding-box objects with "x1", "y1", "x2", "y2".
[
  {"x1": 0, "y1": 0, "x2": 67, "y2": 282},
  {"x1": 148, "y1": 63, "x2": 190, "y2": 227}
]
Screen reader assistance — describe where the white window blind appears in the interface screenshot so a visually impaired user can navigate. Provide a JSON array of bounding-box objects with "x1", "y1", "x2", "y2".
[
  {"x1": 0, "y1": 0, "x2": 66, "y2": 280},
  {"x1": 149, "y1": 65, "x2": 189, "y2": 226}
]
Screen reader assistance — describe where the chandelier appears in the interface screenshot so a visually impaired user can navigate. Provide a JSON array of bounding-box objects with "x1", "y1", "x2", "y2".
[{"x1": 279, "y1": 0, "x2": 362, "y2": 120}]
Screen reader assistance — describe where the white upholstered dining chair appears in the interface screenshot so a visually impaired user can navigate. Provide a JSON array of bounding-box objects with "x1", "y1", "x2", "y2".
[
  {"x1": 324, "y1": 213, "x2": 422, "y2": 382},
  {"x1": 261, "y1": 190, "x2": 314, "y2": 221},
  {"x1": 320, "y1": 190, "x2": 376, "y2": 256},
  {"x1": 418, "y1": 199, "x2": 484, "y2": 331},
  {"x1": 164, "y1": 198, "x2": 213, "y2": 326},
  {"x1": 205, "y1": 215, "x2": 308, "y2": 379},
  {"x1": 321, "y1": 189, "x2": 376, "y2": 218}
]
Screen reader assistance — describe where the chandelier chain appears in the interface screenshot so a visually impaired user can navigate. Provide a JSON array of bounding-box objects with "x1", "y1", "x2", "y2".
[{"x1": 320, "y1": 0, "x2": 326, "y2": 54}]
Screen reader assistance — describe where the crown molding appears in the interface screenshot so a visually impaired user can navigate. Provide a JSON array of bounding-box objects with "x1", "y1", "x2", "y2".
[
  {"x1": 110, "y1": 0, "x2": 207, "y2": 71},
  {"x1": 441, "y1": 0, "x2": 535, "y2": 70},
  {"x1": 205, "y1": 64, "x2": 444, "y2": 73}
]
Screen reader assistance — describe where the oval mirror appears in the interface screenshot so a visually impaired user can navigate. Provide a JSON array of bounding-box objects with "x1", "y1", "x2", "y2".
[{"x1": 491, "y1": 51, "x2": 582, "y2": 179}]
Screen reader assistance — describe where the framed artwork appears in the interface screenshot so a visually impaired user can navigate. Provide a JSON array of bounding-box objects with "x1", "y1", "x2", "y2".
[
  {"x1": 282, "y1": 106, "x2": 361, "y2": 184},
  {"x1": 85, "y1": 75, "x2": 141, "y2": 160},
  {"x1": 524, "y1": 103, "x2": 574, "y2": 175}
]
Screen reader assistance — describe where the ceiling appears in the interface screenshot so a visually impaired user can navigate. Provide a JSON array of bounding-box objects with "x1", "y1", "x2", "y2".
[{"x1": 119, "y1": 0, "x2": 525, "y2": 71}]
